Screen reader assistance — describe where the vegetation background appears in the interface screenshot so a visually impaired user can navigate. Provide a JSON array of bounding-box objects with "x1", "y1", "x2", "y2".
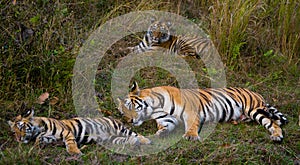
[{"x1": 0, "y1": 0, "x2": 299, "y2": 164}]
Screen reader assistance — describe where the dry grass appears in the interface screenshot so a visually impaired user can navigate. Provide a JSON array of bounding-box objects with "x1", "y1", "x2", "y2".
[{"x1": 0, "y1": 0, "x2": 299, "y2": 164}]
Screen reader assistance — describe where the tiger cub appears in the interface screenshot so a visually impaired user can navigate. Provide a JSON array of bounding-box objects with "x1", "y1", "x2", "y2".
[
  {"x1": 118, "y1": 82, "x2": 288, "y2": 142},
  {"x1": 8, "y1": 109, "x2": 151, "y2": 155},
  {"x1": 129, "y1": 19, "x2": 212, "y2": 58}
]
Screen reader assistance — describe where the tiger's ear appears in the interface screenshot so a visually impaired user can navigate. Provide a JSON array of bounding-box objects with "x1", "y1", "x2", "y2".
[
  {"x1": 116, "y1": 98, "x2": 124, "y2": 114},
  {"x1": 22, "y1": 108, "x2": 34, "y2": 119},
  {"x1": 8, "y1": 120, "x2": 14, "y2": 127},
  {"x1": 130, "y1": 81, "x2": 140, "y2": 95},
  {"x1": 166, "y1": 21, "x2": 172, "y2": 27}
]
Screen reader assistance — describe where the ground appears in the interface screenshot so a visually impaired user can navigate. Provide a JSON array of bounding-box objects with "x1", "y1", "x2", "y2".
[{"x1": 0, "y1": 0, "x2": 299, "y2": 164}]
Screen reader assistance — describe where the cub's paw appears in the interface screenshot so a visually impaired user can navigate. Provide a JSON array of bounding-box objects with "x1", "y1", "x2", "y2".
[{"x1": 138, "y1": 136, "x2": 152, "y2": 145}]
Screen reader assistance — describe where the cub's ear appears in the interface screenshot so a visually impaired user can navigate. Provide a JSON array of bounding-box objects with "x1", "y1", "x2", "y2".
[
  {"x1": 166, "y1": 21, "x2": 172, "y2": 27},
  {"x1": 22, "y1": 108, "x2": 34, "y2": 119},
  {"x1": 150, "y1": 17, "x2": 156, "y2": 23},
  {"x1": 130, "y1": 81, "x2": 140, "y2": 95}
]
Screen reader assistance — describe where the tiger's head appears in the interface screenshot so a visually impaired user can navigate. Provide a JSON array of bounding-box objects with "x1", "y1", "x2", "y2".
[
  {"x1": 119, "y1": 82, "x2": 154, "y2": 126},
  {"x1": 8, "y1": 109, "x2": 40, "y2": 143},
  {"x1": 117, "y1": 98, "x2": 138, "y2": 123},
  {"x1": 146, "y1": 19, "x2": 172, "y2": 45}
]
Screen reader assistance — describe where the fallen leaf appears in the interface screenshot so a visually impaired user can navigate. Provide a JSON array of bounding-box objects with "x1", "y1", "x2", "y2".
[
  {"x1": 49, "y1": 97, "x2": 59, "y2": 105},
  {"x1": 38, "y1": 92, "x2": 49, "y2": 104},
  {"x1": 101, "y1": 109, "x2": 112, "y2": 116},
  {"x1": 220, "y1": 143, "x2": 231, "y2": 148}
]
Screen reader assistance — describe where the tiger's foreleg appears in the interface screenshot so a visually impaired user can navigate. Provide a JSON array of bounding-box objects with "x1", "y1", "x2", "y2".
[
  {"x1": 63, "y1": 131, "x2": 82, "y2": 155},
  {"x1": 155, "y1": 114, "x2": 178, "y2": 137},
  {"x1": 248, "y1": 107, "x2": 284, "y2": 142},
  {"x1": 182, "y1": 114, "x2": 201, "y2": 141}
]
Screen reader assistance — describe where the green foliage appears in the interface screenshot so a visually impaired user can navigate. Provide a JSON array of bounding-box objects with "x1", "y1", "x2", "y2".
[{"x1": 0, "y1": 0, "x2": 299, "y2": 164}]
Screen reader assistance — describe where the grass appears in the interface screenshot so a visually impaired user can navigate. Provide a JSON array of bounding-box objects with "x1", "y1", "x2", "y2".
[{"x1": 1, "y1": 0, "x2": 299, "y2": 164}]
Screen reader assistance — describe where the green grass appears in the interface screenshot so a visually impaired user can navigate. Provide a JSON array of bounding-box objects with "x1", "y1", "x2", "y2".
[{"x1": 1, "y1": 0, "x2": 299, "y2": 164}]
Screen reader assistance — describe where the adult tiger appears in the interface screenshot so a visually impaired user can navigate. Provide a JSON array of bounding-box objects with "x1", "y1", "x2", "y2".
[
  {"x1": 118, "y1": 82, "x2": 288, "y2": 142},
  {"x1": 129, "y1": 19, "x2": 212, "y2": 58},
  {"x1": 8, "y1": 109, "x2": 151, "y2": 155}
]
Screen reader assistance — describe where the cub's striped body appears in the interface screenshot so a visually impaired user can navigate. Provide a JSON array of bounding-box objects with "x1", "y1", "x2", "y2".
[
  {"x1": 118, "y1": 82, "x2": 288, "y2": 142},
  {"x1": 130, "y1": 20, "x2": 212, "y2": 58},
  {"x1": 8, "y1": 109, "x2": 151, "y2": 154}
]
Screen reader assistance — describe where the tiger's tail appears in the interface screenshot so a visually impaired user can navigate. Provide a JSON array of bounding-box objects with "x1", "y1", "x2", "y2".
[
  {"x1": 248, "y1": 105, "x2": 287, "y2": 142},
  {"x1": 266, "y1": 104, "x2": 288, "y2": 126}
]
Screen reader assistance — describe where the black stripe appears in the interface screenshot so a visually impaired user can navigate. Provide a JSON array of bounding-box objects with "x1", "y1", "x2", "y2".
[
  {"x1": 69, "y1": 122, "x2": 77, "y2": 140},
  {"x1": 266, "y1": 121, "x2": 273, "y2": 129},
  {"x1": 112, "y1": 120, "x2": 118, "y2": 130},
  {"x1": 219, "y1": 108, "x2": 226, "y2": 122},
  {"x1": 60, "y1": 127, "x2": 64, "y2": 139},
  {"x1": 169, "y1": 94, "x2": 175, "y2": 115},
  {"x1": 243, "y1": 89, "x2": 254, "y2": 111},
  {"x1": 152, "y1": 91, "x2": 165, "y2": 107},
  {"x1": 202, "y1": 105, "x2": 207, "y2": 122},
  {"x1": 74, "y1": 119, "x2": 83, "y2": 143},
  {"x1": 155, "y1": 114, "x2": 168, "y2": 119},
  {"x1": 258, "y1": 116, "x2": 264, "y2": 125},
  {"x1": 41, "y1": 120, "x2": 48, "y2": 132},
  {"x1": 180, "y1": 103, "x2": 186, "y2": 122},
  {"x1": 210, "y1": 90, "x2": 230, "y2": 122},
  {"x1": 225, "y1": 88, "x2": 241, "y2": 107},
  {"x1": 252, "y1": 111, "x2": 260, "y2": 120},
  {"x1": 49, "y1": 119, "x2": 53, "y2": 132},
  {"x1": 164, "y1": 119, "x2": 175, "y2": 124},
  {"x1": 229, "y1": 89, "x2": 244, "y2": 111},
  {"x1": 256, "y1": 109, "x2": 271, "y2": 118},
  {"x1": 120, "y1": 128, "x2": 126, "y2": 134},
  {"x1": 199, "y1": 106, "x2": 206, "y2": 133},
  {"x1": 52, "y1": 121, "x2": 57, "y2": 136},
  {"x1": 235, "y1": 88, "x2": 248, "y2": 111},
  {"x1": 128, "y1": 129, "x2": 133, "y2": 136},
  {"x1": 81, "y1": 133, "x2": 90, "y2": 145}
]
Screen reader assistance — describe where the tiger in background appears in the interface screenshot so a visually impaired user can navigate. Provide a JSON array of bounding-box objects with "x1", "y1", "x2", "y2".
[
  {"x1": 118, "y1": 82, "x2": 288, "y2": 142},
  {"x1": 8, "y1": 109, "x2": 151, "y2": 155},
  {"x1": 128, "y1": 19, "x2": 213, "y2": 59}
]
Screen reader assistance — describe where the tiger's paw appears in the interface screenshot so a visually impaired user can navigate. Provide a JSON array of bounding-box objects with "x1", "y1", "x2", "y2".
[
  {"x1": 182, "y1": 134, "x2": 201, "y2": 141},
  {"x1": 138, "y1": 136, "x2": 152, "y2": 145},
  {"x1": 270, "y1": 134, "x2": 283, "y2": 143},
  {"x1": 67, "y1": 146, "x2": 83, "y2": 155}
]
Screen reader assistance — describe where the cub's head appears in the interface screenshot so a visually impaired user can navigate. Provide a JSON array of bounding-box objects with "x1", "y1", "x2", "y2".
[
  {"x1": 8, "y1": 109, "x2": 40, "y2": 143},
  {"x1": 119, "y1": 82, "x2": 154, "y2": 126},
  {"x1": 147, "y1": 19, "x2": 172, "y2": 45}
]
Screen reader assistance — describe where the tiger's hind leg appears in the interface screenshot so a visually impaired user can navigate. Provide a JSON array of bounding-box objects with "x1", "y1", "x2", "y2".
[{"x1": 248, "y1": 107, "x2": 284, "y2": 142}]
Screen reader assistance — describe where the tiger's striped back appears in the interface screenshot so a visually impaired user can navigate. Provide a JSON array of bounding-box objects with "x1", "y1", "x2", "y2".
[{"x1": 119, "y1": 82, "x2": 288, "y2": 142}]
